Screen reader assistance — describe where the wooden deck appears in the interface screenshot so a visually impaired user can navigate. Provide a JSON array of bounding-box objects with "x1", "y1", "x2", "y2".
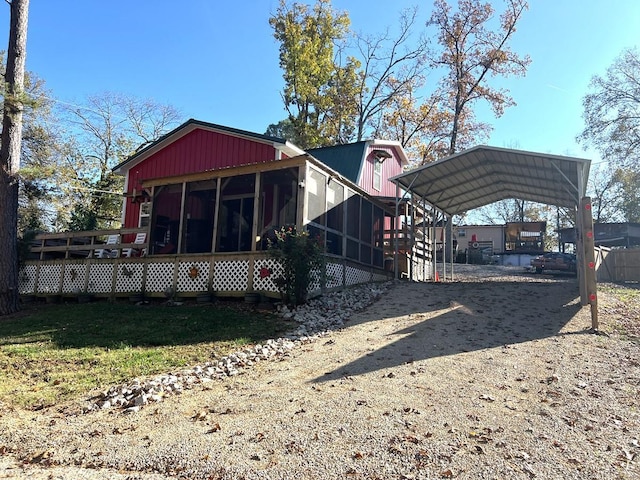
[
  {"x1": 28, "y1": 228, "x2": 149, "y2": 260},
  {"x1": 21, "y1": 230, "x2": 393, "y2": 300}
]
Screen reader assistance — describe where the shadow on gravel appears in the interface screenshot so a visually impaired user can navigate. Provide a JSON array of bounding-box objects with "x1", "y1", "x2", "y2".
[{"x1": 314, "y1": 277, "x2": 584, "y2": 382}]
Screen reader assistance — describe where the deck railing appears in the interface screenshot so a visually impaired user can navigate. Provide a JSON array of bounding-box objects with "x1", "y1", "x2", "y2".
[
  {"x1": 21, "y1": 228, "x2": 395, "y2": 299},
  {"x1": 383, "y1": 226, "x2": 432, "y2": 259},
  {"x1": 29, "y1": 228, "x2": 149, "y2": 260}
]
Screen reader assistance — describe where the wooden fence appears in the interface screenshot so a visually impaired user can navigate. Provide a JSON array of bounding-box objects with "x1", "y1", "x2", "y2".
[{"x1": 595, "y1": 247, "x2": 640, "y2": 283}]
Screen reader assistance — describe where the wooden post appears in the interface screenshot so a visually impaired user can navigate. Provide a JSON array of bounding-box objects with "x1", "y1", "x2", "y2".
[{"x1": 581, "y1": 196, "x2": 598, "y2": 330}]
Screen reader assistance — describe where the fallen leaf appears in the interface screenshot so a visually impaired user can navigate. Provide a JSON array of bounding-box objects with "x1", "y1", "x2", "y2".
[
  {"x1": 404, "y1": 435, "x2": 420, "y2": 444},
  {"x1": 205, "y1": 423, "x2": 221, "y2": 433},
  {"x1": 388, "y1": 445, "x2": 403, "y2": 455},
  {"x1": 192, "y1": 410, "x2": 208, "y2": 421}
]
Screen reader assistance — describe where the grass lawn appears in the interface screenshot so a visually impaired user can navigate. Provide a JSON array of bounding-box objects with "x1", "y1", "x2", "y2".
[{"x1": 0, "y1": 299, "x2": 294, "y2": 409}]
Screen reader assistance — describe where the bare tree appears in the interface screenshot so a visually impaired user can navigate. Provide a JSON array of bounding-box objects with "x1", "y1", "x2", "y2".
[
  {"x1": 377, "y1": 78, "x2": 452, "y2": 165},
  {"x1": 429, "y1": 0, "x2": 530, "y2": 154},
  {"x1": 58, "y1": 92, "x2": 181, "y2": 230},
  {"x1": 353, "y1": 6, "x2": 429, "y2": 141},
  {"x1": 587, "y1": 164, "x2": 624, "y2": 223},
  {"x1": 0, "y1": 0, "x2": 29, "y2": 315},
  {"x1": 578, "y1": 47, "x2": 640, "y2": 170},
  {"x1": 270, "y1": 2, "x2": 431, "y2": 147}
]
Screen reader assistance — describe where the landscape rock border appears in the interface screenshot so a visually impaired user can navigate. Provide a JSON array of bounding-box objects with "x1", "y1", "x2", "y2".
[{"x1": 85, "y1": 282, "x2": 391, "y2": 413}]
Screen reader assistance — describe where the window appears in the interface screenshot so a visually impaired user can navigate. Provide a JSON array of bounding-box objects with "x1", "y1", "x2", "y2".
[
  {"x1": 326, "y1": 181, "x2": 344, "y2": 232},
  {"x1": 139, "y1": 202, "x2": 151, "y2": 228},
  {"x1": 346, "y1": 194, "x2": 360, "y2": 238},
  {"x1": 373, "y1": 159, "x2": 382, "y2": 191},
  {"x1": 307, "y1": 168, "x2": 327, "y2": 226},
  {"x1": 257, "y1": 168, "x2": 298, "y2": 250}
]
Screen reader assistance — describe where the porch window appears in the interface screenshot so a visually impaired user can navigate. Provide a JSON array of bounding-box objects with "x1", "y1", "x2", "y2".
[
  {"x1": 325, "y1": 180, "x2": 344, "y2": 255},
  {"x1": 217, "y1": 174, "x2": 255, "y2": 252},
  {"x1": 257, "y1": 168, "x2": 298, "y2": 250},
  {"x1": 372, "y1": 206, "x2": 384, "y2": 267},
  {"x1": 359, "y1": 199, "x2": 373, "y2": 264},
  {"x1": 345, "y1": 192, "x2": 360, "y2": 261},
  {"x1": 307, "y1": 168, "x2": 326, "y2": 226},
  {"x1": 346, "y1": 193, "x2": 360, "y2": 239}
]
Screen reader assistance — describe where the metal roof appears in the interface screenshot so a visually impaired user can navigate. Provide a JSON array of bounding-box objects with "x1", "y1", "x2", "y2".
[
  {"x1": 307, "y1": 141, "x2": 368, "y2": 184},
  {"x1": 308, "y1": 139, "x2": 410, "y2": 184},
  {"x1": 391, "y1": 145, "x2": 591, "y2": 216}
]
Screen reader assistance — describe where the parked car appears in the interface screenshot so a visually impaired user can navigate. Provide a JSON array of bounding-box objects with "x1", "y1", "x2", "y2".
[{"x1": 531, "y1": 252, "x2": 577, "y2": 274}]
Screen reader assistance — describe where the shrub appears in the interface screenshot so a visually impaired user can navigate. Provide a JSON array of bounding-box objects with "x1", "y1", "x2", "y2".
[{"x1": 267, "y1": 226, "x2": 324, "y2": 305}]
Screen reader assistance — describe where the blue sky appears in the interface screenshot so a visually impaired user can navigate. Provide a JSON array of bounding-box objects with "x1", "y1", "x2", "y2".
[{"x1": 1, "y1": 0, "x2": 639, "y2": 164}]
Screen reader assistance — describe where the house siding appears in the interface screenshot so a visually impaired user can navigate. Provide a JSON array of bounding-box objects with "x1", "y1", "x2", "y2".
[
  {"x1": 359, "y1": 145, "x2": 404, "y2": 197},
  {"x1": 122, "y1": 128, "x2": 280, "y2": 229},
  {"x1": 128, "y1": 129, "x2": 278, "y2": 183}
]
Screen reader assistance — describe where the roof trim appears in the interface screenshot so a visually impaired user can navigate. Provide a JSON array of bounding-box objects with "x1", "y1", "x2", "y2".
[{"x1": 368, "y1": 139, "x2": 410, "y2": 165}]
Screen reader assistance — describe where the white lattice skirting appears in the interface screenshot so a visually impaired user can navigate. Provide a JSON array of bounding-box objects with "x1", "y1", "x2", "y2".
[{"x1": 20, "y1": 255, "x2": 392, "y2": 298}]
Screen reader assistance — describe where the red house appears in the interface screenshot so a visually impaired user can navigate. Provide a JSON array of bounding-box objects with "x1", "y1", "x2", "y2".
[{"x1": 22, "y1": 120, "x2": 426, "y2": 299}]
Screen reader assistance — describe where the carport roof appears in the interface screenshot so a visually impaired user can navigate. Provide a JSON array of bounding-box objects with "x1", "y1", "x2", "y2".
[{"x1": 391, "y1": 145, "x2": 591, "y2": 216}]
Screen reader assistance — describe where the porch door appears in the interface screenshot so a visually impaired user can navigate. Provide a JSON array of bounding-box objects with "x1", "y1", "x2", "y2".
[
  {"x1": 181, "y1": 180, "x2": 216, "y2": 253},
  {"x1": 217, "y1": 196, "x2": 254, "y2": 252}
]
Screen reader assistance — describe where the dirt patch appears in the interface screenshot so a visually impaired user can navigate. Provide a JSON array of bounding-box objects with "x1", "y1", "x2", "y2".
[{"x1": 0, "y1": 266, "x2": 638, "y2": 479}]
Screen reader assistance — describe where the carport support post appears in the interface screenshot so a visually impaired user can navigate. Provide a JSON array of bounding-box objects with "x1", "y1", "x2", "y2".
[
  {"x1": 431, "y1": 206, "x2": 437, "y2": 281},
  {"x1": 441, "y1": 213, "x2": 446, "y2": 280},
  {"x1": 394, "y1": 181, "x2": 400, "y2": 280},
  {"x1": 422, "y1": 194, "x2": 427, "y2": 281},
  {"x1": 580, "y1": 197, "x2": 598, "y2": 330},
  {"x1": 447, "y1": 214, "x2": 454, "y2": 281}
]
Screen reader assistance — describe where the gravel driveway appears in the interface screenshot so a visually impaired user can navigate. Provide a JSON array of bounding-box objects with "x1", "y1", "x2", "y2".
[{"x1": 1, "y1": 266, "x2": 638, "y2": 479}]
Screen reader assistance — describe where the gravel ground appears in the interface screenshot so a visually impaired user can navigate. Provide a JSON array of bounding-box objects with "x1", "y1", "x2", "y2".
[{"x1": 0, "y1": 265, "x2": 638, "y2": 479}]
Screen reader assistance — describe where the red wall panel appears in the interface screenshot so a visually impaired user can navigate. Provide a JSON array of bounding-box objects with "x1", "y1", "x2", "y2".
[
  {"x1": 123, "y1": 128, "x2": 279, "y2": 228},
  {"x1": 127, "y1": 129, "x2": 278, "y2": 186},
  {"x1": 358, "y1": 145, "x2": 404, "y2": 197}
]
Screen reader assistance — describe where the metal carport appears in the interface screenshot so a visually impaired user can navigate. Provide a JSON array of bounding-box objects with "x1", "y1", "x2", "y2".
[{"x1": 391, "y1": 145, "x2": 598, "y2": 328}]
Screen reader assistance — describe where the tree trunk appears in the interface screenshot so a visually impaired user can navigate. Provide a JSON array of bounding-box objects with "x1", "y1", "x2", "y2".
[{"x1": 0, "y1": 0, "x2": 30, "y2": 316}]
